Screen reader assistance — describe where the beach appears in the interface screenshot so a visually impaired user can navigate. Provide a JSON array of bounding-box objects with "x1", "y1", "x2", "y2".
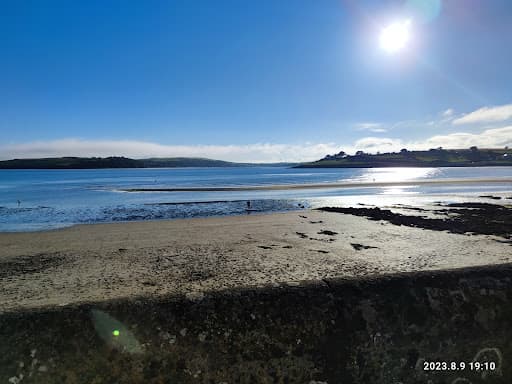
[
  {"x1": 2, "y1": 198, "x2": 512, "y2": 383},
  {"x1": 1, "y1": 167, "x2": 512, "y2": 382},
  {"x1": 1, "y1": 202, "x2": 511, "y2": 312}
]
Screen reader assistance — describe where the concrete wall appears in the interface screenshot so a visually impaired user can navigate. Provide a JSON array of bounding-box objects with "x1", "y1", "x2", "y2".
[{"x1": 2, "y1": 264, "x2": 512, "y2": 384}]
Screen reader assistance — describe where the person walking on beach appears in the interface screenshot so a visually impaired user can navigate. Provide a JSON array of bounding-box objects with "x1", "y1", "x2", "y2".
[{"x1": 246, "y1": 200, "x2": 251, "y2": 210}]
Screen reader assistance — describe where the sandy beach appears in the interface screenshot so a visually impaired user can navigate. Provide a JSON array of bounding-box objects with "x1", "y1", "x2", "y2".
[{"x1": 1, "y1": 202, "x2": 511, "y2": 312}]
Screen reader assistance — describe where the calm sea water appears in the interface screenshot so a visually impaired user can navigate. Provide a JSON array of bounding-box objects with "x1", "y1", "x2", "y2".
[{"x1": 1, "y1": 167, "x2": 511, "y2": 232}]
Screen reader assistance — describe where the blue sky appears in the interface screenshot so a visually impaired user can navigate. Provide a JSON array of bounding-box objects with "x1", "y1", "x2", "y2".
[{"x1": 1, "y1": 0, "x2": 511, "y2": 161}]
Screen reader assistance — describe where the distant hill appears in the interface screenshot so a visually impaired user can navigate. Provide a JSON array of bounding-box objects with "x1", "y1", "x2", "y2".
[
  {"x1": 0, "y1": 156, "x2": 297, "y2": 169},
  {"x1": 142, "y1": 157, "x2": 240, "y2": 168},
  {"x1": 295, "y1": 147, "x2": 512, "y2": 168},
  {"x1": 3, "y1": 148, "x2": 510, "y2": 169}
]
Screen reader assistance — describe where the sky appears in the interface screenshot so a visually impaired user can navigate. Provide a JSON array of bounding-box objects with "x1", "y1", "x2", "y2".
[{"x1": 1, "y1": 0, "x2": 511, "y2": 162}]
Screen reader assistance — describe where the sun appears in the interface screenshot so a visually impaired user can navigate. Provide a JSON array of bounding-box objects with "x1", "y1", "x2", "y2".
[{"x1": 379, "y1": 19, "x2": 411, "y2": 54}]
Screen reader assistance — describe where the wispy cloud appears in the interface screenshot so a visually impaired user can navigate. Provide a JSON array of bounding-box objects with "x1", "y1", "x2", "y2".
[
  {"x1": 452, "y1": 103, "x2": 512, "y2": 125},
  {"x1": 354, "y1": 122, "x2": 387, "y2": 133},
  {"x1": 0, "y1": 139, "x2": 343, "y2": 163},
  {"x1": 353, "y1": 137, "x2": 399, "y2": 151},
  {"x1": 352, "y1": 126, "x2": 512, "y2": 153},
  {"x1": 2, "y1": 126, "x2": 511, "y2": 163},
  {"x1": 415, "y1": 126, "x2": 512, "y2": 149},
  {"x1": 442, "y1": 108, "x2": 454, "y2": 117}
]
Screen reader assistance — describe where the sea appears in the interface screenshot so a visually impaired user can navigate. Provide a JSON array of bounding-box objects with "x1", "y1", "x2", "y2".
[{"x1": 0, "y1": 166, "x2": 511, "y2": 232}]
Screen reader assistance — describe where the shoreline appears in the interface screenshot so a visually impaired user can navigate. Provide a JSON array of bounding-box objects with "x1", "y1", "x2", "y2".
[
  {"x1": 0, "y1": 207, "x2": 305, "y2": 234},
  {"x1": 121, "y1": 176, "x2": 512, "y2": 192},
  {"x1": 1, "y1": 189, "x2": 510, "y2": 234}
]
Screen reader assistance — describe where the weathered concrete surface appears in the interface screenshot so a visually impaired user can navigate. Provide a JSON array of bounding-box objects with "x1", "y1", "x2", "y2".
[{"x1": 2, "y1": 264, "x2": 512, "y2": 384}]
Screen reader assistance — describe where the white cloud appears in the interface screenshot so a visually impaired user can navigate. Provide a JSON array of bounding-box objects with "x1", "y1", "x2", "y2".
[
  {"x1": 1, "y1": 126, "x2": 511, "y2": 162},
  {"x1": 353, "y1": 137, "x2": 401, "y2": 151},
  {"x1": 442, "y1": 108, "x2": 454, "y2": 117},
  {"x1": 350, "y1": 126, "x2": 512, "y2": 154},
  {"x1": 452, "y1": 104, "x2": 512, "y2": 125},
  {"x1": 355, "y1": 122, "x2": 380, "y2": 129},
  {"x1": 369, "y1": 128, "x2": 388, "y2": 133},
  {"x1": 0, "y1": 139, "x2": 343, "y2": 163},
  {"x1": 413, "y1": 126, "x2": 512, "y2": 149},
  {"x1": 354, "y1": 122, "x2": 387, "y2": 133}
]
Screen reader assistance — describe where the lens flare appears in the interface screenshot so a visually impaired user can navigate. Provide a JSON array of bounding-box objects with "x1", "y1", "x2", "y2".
[
  {"x1": 406, "y1": 0, "x2": 441, "y2": 23},
  {"x1": 91, "y1": 309, "x2": 143, "y2": 354}
]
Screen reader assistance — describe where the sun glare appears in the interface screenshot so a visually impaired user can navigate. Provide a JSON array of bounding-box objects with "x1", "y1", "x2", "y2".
[{"x1": 379, "y1": 19, "x2": 411, "y2": 54}]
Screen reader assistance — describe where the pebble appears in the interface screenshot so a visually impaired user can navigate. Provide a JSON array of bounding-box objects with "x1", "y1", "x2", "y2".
[{"x1": 198, "y1": 332, "x2": 207, "y2": 342}]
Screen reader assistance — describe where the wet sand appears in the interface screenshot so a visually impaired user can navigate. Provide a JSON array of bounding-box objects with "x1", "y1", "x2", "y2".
[
  {"x1": 121, "y1": 176, "x2": 512, "y2": 192},
  {"x1": 1, "y1": 204, "x2": 511, "y2": 312}
]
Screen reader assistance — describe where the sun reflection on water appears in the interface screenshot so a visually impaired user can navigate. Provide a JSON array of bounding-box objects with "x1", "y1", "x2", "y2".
[
  {"x1": 347, "y1": 168, "x2": 440, "y2": 183},
  {"x1": 380, "y1": 186, "x2": 420, "y2": 195}
]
